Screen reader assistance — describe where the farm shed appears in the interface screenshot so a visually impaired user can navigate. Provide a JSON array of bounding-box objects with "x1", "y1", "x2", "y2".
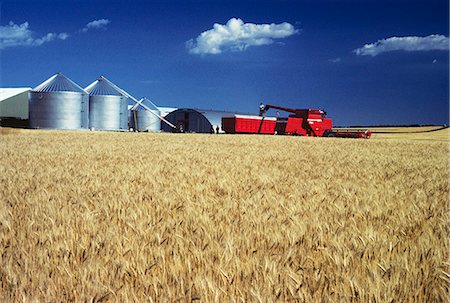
[
  {"x1": 85, "y1": 77, "x2": 128, "y2": 131},
  {"x1": 0, "y1": 88, "x2": 30, "y2": 119},
  {"x1": 29, "y1": 73, "x2": 89, "y2": 130},
  {"x1": 160, "y1": 108, "x2": 240, "y2": 133}
]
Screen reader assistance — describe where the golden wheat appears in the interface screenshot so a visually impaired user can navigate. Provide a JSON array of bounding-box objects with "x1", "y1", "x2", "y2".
[{"x1": 0, "y1": 128, "x2": 448, "y2": 302}]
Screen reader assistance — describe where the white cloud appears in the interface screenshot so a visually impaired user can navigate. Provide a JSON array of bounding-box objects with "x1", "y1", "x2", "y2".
[
  {"x1": 329, "y1": 57, "x2": 341, "y2": 63},
  {"x1": 82, "y1": 19, "x2": 111, "y2": 32},
  {"x1": 0, "y1": 21, "x2": 69, "y2": 49},
  {"x1": 354, "y1": 34, "x2": 449, "y2": 56},
  {"x1": 186, "y1": 18, "x2": 298, "y2": 55},
  {"x1": 58, "y1": 33, "x2": 69, "y2": 40}
]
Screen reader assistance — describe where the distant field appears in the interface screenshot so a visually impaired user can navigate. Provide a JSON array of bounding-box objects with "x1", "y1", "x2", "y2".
[{"x1": 1, "y1": 128, "x2": 449, "y2": 301}]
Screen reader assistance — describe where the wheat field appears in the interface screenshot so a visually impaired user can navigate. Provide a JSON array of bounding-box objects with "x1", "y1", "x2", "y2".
[{"x1": 1, "y1": 128, "x2": 449, "y2": 302}]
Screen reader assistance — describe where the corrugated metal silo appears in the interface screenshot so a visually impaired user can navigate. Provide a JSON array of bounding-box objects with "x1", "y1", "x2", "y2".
[
  {"x1": 130, "y1": 98, "x2": 161, "y2": 132},
  {"x1": 85, "y1": 76, "x2": 128, "y2": 130},
  {"x1": 29, "y1": 73, "x2": 89, "y2": 129}
]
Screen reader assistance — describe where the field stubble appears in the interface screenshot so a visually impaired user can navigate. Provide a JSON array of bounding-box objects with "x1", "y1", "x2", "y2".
[{"x1": 0, "y1": 129, "x2": 449, "y2": 302}]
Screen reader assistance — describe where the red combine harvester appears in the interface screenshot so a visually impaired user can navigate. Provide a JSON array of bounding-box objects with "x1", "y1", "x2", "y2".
[
  {"x1": 263, "y1": 104, "x2": 332, "y2": 137},
  {"x1": 221, "y1": 103, "x2": 371, "y2": 138}
]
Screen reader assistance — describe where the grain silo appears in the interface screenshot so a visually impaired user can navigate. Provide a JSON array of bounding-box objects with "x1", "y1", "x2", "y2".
[
  {"x1": 85, "y1": 76, "x2": 128, "y2": 130},
  {"x1": 29, "y1": 73, "x2": 89, "y2": 129},
  {"x1": 130, "y1": 98, "x2": 161, "y2": 132}
]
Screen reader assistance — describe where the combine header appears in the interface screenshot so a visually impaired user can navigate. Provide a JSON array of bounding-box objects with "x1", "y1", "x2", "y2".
[{"x1": 221, "y1": 103, "x2": 371, "y2": 138}]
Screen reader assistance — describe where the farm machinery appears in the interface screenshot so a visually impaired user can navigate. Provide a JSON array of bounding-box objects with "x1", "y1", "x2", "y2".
[{"x1": 221, "y1": 103, "x2": 371, "y2": 138}]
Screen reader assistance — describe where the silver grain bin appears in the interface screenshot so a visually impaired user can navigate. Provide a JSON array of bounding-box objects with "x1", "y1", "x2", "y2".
[
  {"x1": 29, "y1": 73, "x2": 89, "y2": 129},
  {"x1": 130, "y1": 98, "x2": 161, "y2": 132},
  {"x1": 85, "y1": 76, "x2": 128, "y2": 130}
]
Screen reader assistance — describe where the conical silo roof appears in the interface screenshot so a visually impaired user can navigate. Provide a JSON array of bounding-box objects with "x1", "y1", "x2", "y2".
[
  {"x1": 32, "y1": 72, "x2": 86, "y2": 93},
  {"x1": 85, "y1": 76, "x2": 126, "y2": 96}
]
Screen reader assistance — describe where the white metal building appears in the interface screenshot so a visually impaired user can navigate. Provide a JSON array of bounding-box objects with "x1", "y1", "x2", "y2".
[{"x1": 0, "y1": 88, "x2": 31, "y2": 119}]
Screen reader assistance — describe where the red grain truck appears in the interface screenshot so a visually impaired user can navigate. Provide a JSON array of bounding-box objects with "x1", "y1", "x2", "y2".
[
  {"x1": 222, "y1": 115, "x2": 277, "y2": 134},
  {"x1": 222, "y1": 103, "x2": 371, "y2": 138}
]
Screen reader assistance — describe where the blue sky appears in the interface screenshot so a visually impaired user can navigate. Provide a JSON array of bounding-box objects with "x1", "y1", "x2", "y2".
[{"x1": 1, "y1": 0, "x2": 448, "y2": 125}]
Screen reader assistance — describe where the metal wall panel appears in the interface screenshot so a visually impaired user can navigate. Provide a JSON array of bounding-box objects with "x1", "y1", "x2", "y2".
[
  {"x1": 0, "y1": 89, "x2": 30, "y2": 119},
  {"x1": 120, "y1": 98, "x2": 129, "y2": 130},
  {"x1": 89, "y1": 95, "x2": 127, "y2": 130},
  {"x1": 29, "y1": 91, "x2": 88, "y2": 129},
  {"x1": 81, "y1": 94, "x2": 89, "y2": 129}
]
